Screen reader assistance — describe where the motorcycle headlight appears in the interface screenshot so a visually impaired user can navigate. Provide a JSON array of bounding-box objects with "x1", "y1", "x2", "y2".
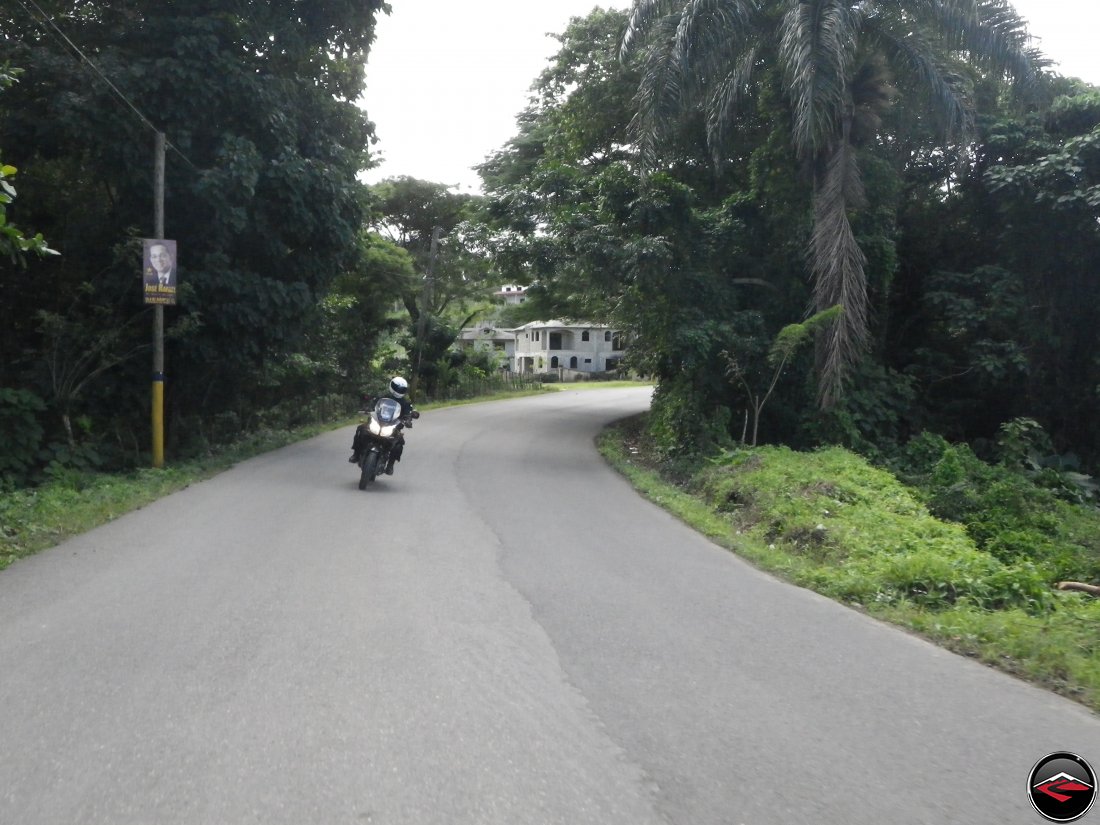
[{"x1": 370, "y1": 419, "x2": 397, "y2": 438}]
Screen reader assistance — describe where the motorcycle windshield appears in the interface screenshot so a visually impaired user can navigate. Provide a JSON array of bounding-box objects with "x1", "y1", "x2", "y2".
[{"x1": 374, "y1": 397, "x2": 402, "y2": 424}]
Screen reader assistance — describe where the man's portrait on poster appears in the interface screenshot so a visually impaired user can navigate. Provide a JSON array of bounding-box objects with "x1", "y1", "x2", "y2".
[{"x1": 143, "y1": 239, "x2": 177, "y2": 305}]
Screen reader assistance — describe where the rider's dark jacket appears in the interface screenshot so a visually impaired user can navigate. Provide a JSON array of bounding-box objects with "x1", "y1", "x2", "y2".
[{"x1": 351, "y1": 391, "x2": 415, "y2": 456}]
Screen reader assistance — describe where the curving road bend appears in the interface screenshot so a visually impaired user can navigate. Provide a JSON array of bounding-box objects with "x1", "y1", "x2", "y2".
[{"x1": 0, "y1": 386, "x2": 1096, "y2": 824}]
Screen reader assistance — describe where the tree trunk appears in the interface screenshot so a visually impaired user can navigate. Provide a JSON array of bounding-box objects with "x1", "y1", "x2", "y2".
[{"x1": 62, "y1": 412, "x2": 76, "y2": 450}]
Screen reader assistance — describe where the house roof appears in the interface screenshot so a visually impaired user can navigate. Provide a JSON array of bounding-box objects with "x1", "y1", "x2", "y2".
[{"x1": 505, "y1": 320, "x2": 612, "y2": 333}]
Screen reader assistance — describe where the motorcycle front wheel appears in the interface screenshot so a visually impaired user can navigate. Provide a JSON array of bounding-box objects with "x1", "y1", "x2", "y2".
[{"x1": 359, "y1": 451, "x2": 380, "y2": 489}]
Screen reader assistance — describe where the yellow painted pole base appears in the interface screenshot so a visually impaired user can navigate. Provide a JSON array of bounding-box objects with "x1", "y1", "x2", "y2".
[{"x1": 152, "y1": 377, "x2": 165, "y2": 468}]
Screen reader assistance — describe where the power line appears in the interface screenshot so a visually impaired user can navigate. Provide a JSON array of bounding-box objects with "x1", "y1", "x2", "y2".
[{"x1": 16, "y1": 0, "x2": 200, "y2": 171}]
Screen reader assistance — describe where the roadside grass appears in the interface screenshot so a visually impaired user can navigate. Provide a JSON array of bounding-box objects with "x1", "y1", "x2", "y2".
[
  {"x1": 0, "y1": 386, "x2": 555, "y2": 571},
  {"x1": 542, "y1": 380, "x2": 654, "y2": 392},
  {"x1": 0, "y1": 424, "x2": 335, "y2": 571},
  {"x1": 598, "y1": 415, "x2": 1100, "y2": 713}
]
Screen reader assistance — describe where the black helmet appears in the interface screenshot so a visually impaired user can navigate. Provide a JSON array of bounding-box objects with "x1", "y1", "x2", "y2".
[{"x1": 389, "y1": 376, "x2": 408, "y2": 398}]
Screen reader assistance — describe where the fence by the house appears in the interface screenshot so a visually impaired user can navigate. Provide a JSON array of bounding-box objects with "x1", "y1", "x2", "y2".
[
  {"x1": 425, "y1": 371, "x2": 543, "y2": 402},
  {"x1": 539, "y1": 367, "x2": 624, "y2": 383}
]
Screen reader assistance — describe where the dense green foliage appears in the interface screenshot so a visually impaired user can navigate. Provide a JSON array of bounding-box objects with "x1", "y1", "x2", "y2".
[
  {"x1": 0, "y1": 0, "x2": 387, "y2": 482},
  {"x1": 622, "y1": 0, "x2": 1044, "y2": 406},
  {"x1": 480, "y1": 6, "x2": 1100, "y2": 481},
  {"x1": 892, "y1": 426, "x2": 1100, "y2": 584},
  {"x1": 895, "y1": 88, "x2": 1100, "y2": 461}
]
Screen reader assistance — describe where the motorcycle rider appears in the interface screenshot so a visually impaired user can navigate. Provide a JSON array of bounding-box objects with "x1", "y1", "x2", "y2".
[{"x1": 349, "y1": 376, "x2": 415, "y2": 474}]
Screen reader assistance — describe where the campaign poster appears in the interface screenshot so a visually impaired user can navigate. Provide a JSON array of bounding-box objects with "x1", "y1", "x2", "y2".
[{"x1": 143, "y1": 239, "x2": 178, "y2": 306}]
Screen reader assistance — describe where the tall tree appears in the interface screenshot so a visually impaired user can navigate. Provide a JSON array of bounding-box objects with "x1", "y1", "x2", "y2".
[
  {"x1": 480, "y1": 10, "x2": 808, "y2": 452},
  {"x1": 622, "y1": 0, "x2": 1045, "y2": 406},
  {"x1": 367, "y1": 177, "x2": 492, "y2": 331}
]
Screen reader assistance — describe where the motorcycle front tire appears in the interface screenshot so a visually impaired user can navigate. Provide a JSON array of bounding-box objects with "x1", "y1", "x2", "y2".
[{"x1": 359, "y1": 451, "x2": 380, "y2": 489}]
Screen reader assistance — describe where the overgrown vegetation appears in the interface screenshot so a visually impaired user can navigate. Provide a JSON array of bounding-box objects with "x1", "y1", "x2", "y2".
[
  {"x1": 481, "y1": 7, "x2": 1100, "y2": 477},
  {"x1": 600, "y1": 414, "x2": 1100, "y2": 711}
]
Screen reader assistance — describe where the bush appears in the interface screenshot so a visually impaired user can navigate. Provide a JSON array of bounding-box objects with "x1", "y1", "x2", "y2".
[
  {"x1": 695, "y1": 444, "x2": 1061, "y2": 613},
  {"x1": 0, "y1": 388, "x2": 45, "y2": 485},
  {"x1": 648, "y1": 375, "x2": 733, "y2": 457},
  {"x1": 800, "y1": 362, "x2": 918, "y2": 458},
  {"x1": 893, "y1": 431, "x2": 1100, "y2": 584}
]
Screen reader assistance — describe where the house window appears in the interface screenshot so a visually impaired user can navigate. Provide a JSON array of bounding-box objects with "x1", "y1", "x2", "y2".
[
  {"x1": 584, "y1": 358, "x2": 592, "y2": 364},
  {"x1": 570, "y1": 356, "x2": 578, "y2": 368},
  {"x1": 581, "y1": 330, "x2": 590, "y2": 342},
  {"x1": 533, "y1": 330, "x2": 540, "y2": 342},
  {"x1": 606, "y1": 358, "x2": 621, "y2": 371},
  {"x1": 551, "y1": 356, "x2": 559, "y2": 368},
  {"x1": 494, "y1": 341, "x2": 505, "y2": 351},
  {"x1": 604, "y1": 331, "x2": 611, "y2": 342},
  {"x1": 612, "y1": 333, "x2": 624, "y2": 351},
  {"x1": 549, "y1": 332, "x2": 562, "y2": 350}
]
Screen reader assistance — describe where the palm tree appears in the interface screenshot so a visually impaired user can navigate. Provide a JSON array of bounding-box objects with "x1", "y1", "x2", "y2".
[{"x1": 622, "y1": 0, "x2": 1045, "y2": 407}]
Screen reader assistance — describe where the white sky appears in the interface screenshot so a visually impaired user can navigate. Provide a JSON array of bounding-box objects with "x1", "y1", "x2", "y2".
[
  {"x1": 359, "y1": 1, "x2": 1100, "y2": 194},
  {"x1": 359, "y1": 1, "x2": 627, "y2": 193}
]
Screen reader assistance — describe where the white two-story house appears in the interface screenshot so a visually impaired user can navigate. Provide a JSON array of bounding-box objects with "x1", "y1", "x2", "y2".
[{"x1": 508, "y1": 320, "x2": 626, "y2": 376}]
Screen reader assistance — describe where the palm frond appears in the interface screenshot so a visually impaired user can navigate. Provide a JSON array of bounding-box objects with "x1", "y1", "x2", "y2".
[
  {"x1": 672, "y1": 0, "x2": 758, "y2": 68},
  {"x1": 627, "y1": 0, "x2": 763, "y2": 169},
  {"x1": 622, "y1": 0, "x2": 683, "y2": 59},
  {"x1": 778, "y1": 0, "x2": 859, "y2": 159},
  {"x1": 865, "y1": 16, "x2": 972, "y2": 143},
  {"x1": 630, "y1": 14, "x2": 690, "y2": 169},
  {"x1": 707, "y1": 41, "x2": 762, "y2": 162},
  {"x1": 810, "y1": 136, "x2": 867, "y2": 408},
  {"x1": 922, "y1": 0, "x2": 1047, "y2": 90},
  {"x1": 974, "y1": 0, "x2": 1051, "y2": 92},
  {"x1": 679, "y1": 1, "x2": 763, "y2": 161}
]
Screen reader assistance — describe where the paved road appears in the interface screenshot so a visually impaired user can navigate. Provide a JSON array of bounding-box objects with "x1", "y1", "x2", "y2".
[{"x1": 0, "y1": 387, "x2": 1097, "y2": 824}]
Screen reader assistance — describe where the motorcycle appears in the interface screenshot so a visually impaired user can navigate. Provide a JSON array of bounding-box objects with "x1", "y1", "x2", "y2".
[{"x1": 354, "y1": 396, "x2": 419, "y2": 489}]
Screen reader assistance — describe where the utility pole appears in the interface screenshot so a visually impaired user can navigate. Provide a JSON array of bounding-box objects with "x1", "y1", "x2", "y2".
[{"x1": 151, "y1": 131, "x2": 165, "y2": 468}]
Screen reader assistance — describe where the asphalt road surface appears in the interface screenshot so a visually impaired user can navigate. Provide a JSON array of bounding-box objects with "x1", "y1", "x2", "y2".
[{"x1": 1, "y1": 386, "x2": 1097, "y2": 825}]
